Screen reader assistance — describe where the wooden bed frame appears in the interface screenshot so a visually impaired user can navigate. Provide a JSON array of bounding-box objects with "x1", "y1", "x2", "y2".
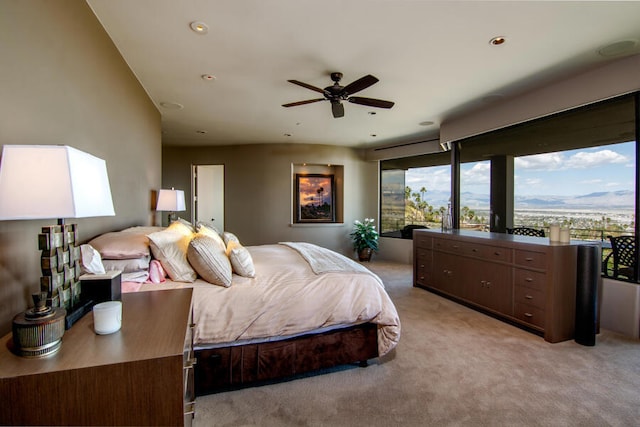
[{"x1": 194, "y1": 322, "x2": 379, "y2": 395}]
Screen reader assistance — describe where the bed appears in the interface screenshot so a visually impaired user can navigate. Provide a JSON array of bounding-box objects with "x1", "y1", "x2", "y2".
[{"x1": 84, "y1": 222, "x2": 401, "y2": 394}]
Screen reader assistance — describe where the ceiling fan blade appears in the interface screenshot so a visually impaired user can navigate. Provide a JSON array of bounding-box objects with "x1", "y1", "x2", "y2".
[
  {"x1": 282, "y1": 98, "x2": 325, "y2": 107},
  {"x1": 331, "y1": 102, "x2": 344, "y2": 118},
  {"x1": 287, "y1": 80, "x2": 327, "y2": 94},
  {"x1": 348, "y1": 96, "x2": 395, "y2": 109},
  {"x1": 342, "y1": 74, "x2": 379, "y2": 95}
]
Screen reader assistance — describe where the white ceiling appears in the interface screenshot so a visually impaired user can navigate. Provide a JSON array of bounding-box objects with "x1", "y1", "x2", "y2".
[{"x1": 86, "y1": 0, "x2": 640, "y2": 148}]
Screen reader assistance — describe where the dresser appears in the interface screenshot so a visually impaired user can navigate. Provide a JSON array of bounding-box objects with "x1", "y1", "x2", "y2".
[
  {"x1": 414, "y1": 229, "x2": 588, "y2": 343},
  {"x1": 0, "y1": 288, "x2": 194, "y2": 426}
]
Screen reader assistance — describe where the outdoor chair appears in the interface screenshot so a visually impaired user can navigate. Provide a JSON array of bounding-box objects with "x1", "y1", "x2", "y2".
[
  {"x1": 604, "y1": 235, "x2": 636, "y2": 280},
  {"x1": 507, "y1": 227, "x2": 545, "y2": 237}
]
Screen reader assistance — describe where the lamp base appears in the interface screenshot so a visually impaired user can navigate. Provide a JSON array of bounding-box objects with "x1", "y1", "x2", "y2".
[{"x1": 12, "y1": 307, "x2": 66, "y2": 358}]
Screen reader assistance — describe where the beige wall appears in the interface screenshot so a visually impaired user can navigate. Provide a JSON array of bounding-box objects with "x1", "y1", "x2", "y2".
[
  {"x1": 0, "y1": 1, "x2": 161, "y2": 335},
  {"x1": 162, "y1": 144, "x2": 378, "y2": 256}
]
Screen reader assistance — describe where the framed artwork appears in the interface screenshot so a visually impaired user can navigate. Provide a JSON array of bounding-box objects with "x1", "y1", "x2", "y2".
[{"x1": 295, "y1": 174, "x2": 336, "y2": 223}]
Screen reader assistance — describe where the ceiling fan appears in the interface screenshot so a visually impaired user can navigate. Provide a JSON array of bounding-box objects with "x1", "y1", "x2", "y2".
[{"x1": 282, "y1": 72, "x2": 395, "y2": 118}]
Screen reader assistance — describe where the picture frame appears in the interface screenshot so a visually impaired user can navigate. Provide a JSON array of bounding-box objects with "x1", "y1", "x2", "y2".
[{"x1": 295, "y1": 174, "x2": 336, "y2": 223}]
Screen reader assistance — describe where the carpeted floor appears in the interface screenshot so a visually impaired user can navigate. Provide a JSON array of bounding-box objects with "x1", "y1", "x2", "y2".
[{"x1": 194, "y1": 261, "x2": 640, "y2": 426}]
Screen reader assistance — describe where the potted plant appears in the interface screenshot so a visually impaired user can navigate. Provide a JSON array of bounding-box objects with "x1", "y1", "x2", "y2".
[{"x1": 350, "y1": 218, "x2": 379, "y2": 261}]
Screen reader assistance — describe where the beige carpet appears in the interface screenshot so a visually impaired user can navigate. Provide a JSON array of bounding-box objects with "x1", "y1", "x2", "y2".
[{"x1": 194, "y1": 261, "x2": 640, "y2": 426}]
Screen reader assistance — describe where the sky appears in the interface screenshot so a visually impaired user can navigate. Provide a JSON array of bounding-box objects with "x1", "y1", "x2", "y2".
[{"x1": 406, "y1": 141, "x2": 635, "y2": 198}]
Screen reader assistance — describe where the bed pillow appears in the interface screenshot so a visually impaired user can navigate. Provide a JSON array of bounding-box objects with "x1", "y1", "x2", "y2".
[
  {"x1": 196, "y1": 223, "x2": 226, "y2": 251},
  {"x1": 147, "y1": 228, "x2": 196, "y2": 282},
  {"x1": 170, "y1": 218, "x2": 196, "y2": 234},
  {"x1": 102, "y1": 256, "x2": 151, "y2": 273},
  {"x1": 226, "y1": 241, "x2": 255, "y2": 278},
  {"x1": 88, "y1": 231, "x2": 150, "y2": 259},
  {"x1": 187, "y1": 234, "x2": 232, "y2": 287}
]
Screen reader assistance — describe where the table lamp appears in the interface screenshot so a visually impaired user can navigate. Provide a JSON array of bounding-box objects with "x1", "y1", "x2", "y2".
[
  {"x1": 0, "y1": 145, "x2": 115, "y2": 357},
  {"x1": 156, "y1": 188, "x2": 185, "y2": 224}
]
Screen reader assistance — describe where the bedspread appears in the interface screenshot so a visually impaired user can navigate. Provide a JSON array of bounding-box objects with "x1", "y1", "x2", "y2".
[{"x1": 138, "y1": 243, "x2": 400, "y2": 356}]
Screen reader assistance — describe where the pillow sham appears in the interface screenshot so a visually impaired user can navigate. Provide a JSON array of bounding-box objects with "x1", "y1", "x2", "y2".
[
  {"x1": 88, "y1": 231, "x2": 150, "y2": 260},
  {"x1": 226, "y1": 241, "x2": 255, "y2": 278},
  {"x1": 187, "y1": 234, "x2": 232, "y2": 287},
  {"x1": 147, "y1": 228, "x2": 196, "y2": 282}
]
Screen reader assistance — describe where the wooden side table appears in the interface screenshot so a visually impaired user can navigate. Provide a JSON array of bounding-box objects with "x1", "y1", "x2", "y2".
[{"x1": 0, "y1": 288, "x2": 194, "y2": 426}]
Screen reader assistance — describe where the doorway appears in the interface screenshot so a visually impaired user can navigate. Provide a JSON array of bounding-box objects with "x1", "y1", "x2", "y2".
[{"x1": 192, "y1": 164, "x2": 224, "y2": 231}]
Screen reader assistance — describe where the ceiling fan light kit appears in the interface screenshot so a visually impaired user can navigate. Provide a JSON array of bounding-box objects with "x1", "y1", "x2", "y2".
[{"x1": 283, "y1": 72, "x2": 395, "y2": 118}]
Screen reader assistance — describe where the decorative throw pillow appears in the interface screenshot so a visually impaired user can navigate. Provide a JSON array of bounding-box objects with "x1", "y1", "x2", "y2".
[
  {"x1": 195, "y1": 223, "x2": 226, "y2": 251},
  {"x1": 187, "y1": 235, "x2": 232, "y2": 287},
  {"x1": 147, "y1": 228, "x2": 196, "y2": 282},
  {"x1": 222, "y1": 231, "x2": 240, "y2": 247},
  {"x1": 226, "y1": 241, "x2": 255, "y2": 278}
]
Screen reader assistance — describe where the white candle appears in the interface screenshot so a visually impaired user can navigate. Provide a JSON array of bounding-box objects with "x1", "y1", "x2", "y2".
[
  {"x1": 549, "y1": 224, "x2": 560, "y2": 242},
  {"x1": 559, "y1": 228, "x2": 570, "y2": 244}
]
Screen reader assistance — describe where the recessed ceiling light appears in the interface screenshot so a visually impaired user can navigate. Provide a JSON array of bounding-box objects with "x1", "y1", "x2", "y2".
[
  {"x1": 284, "y1": 133, "x2": 292, "y2": 137},
  {"x1": 490, "y1": 36, "x2": 506, "y2": 46},
  {"x1": 598, "y1": 39, "x2": 638, "y2": 57},
  {"x1": 196, "y1": 130, "x2": 207, "y2": 134},
  {"x1": 201, "y1": 74, "x2": 216, "y2": 81},
  {"x1": 190, "y1": 21, "x2": 209, "y2": 34},
  {"x1": 370, "y1": 134, "x2": 377, "y2": 137},
  {"x1": 419, "y1": 121, "x2": 434, "y2": 126},
  {"x1": 368, "y1": 111, "x2": 377, "y2": 115},
  {"x1": 159, "y1": 101, "x2": 184, "y2": 110}
]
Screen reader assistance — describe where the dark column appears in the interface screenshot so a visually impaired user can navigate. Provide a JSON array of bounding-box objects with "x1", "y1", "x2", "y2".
[
  {"x1": 489, "y1": 155, "x2": 513, "y2": 233},
  {"x1": 575, "y1": 244, "x2": 601, "y2": 346}
]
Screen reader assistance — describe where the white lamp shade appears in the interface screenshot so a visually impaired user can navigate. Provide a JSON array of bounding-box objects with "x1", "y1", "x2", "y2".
[
  {"x1": 0, "y1": 145, "x2": 115, "y2": 220},
  {"x1": 156, "y1": 189, "x2": 186, "y2": 212}
]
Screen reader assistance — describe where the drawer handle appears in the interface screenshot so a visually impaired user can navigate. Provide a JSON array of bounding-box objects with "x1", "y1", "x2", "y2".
[
  {"x1": 494, "y1": 251, "x2": 501, "y2": 256},
  {"x1": 420, "y1": 264, "x2": 425, "y2": 268},
  {"x1": 525, "y1": 257, "x2": 534, "y2": 262},
  {"x1": 472, "y1": 248, "x2": 478, "y2": 252},
  {"x1": 525, "y1": 295, "x2": 533, "y2": 300},
  {"x1": 525, "y1": 277, "x2": 533, "y2": 282},
  {"x1": 419, "y1": 276, "x2": 425, "y2": 280},
  {"x1": 524, "y1": 312, "x2": 533, "y2": 318},
  {"x1": 184, "y1": 401, "x2": 196, "y2": 416},
  {"x1": 452, "y1": 245, "x2": 459, "y2": 249}
]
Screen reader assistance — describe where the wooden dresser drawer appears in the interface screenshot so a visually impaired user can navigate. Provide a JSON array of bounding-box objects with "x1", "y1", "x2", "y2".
[
  {"x1": 413, "y1": 232, "x2": 432, "y2": 249},
  {"x1": 480, "y1": 245, "x2": 511, "y2": 263},
  {"x1": 514, "y1": 285, "x2": 545, "y2": 310},
  {"x1": 514, "y1": 269, "x2": 546, "y2": 292},
  {"x1": 514, "y1": 302, "x2": 545, "y2": 329},
  {"x1": 514, "y1": 249, "x2": 547, "y2": 269},
  {"x1": 433, "y1": 238, "x2": 464, "y2": 254}
]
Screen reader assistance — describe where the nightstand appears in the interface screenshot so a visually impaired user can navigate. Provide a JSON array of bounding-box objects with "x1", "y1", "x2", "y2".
[{"x1": 0, "y1": 288, "x2": 195, "y2": 426}]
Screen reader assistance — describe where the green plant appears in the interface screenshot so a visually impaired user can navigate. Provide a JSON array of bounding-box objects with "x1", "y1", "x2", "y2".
[{"x1": 350, "y1": 218, "x2": 379, "y2": 252}]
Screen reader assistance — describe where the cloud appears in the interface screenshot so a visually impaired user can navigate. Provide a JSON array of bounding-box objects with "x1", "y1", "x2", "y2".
[
  {"x1": 565, "y1": 149, "x2": 628, "y2": 169},
  {"x1": 515, "y1": 153, "x2": 564, "y2": 171},
  {"x1": 515, "y1": 149, "x2": 628, "y2": 171},
  {"x1": 461, "y1": 161, "x2": 490, "y2": 185}
]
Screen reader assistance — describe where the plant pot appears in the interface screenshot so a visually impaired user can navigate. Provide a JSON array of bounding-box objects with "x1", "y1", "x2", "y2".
[{"x1": 358, "y1": 248, "x2": 373, "y2": 262}]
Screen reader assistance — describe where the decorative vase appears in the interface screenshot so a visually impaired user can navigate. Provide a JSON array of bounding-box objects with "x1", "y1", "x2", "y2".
[{"x1": 358, "y1": 248, "x2": 373, "y2": 262}]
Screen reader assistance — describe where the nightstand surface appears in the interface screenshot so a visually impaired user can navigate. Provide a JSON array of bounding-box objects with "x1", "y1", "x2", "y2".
[{"x1": 0, "y1": 288, "x2": 193, "y2": 426}]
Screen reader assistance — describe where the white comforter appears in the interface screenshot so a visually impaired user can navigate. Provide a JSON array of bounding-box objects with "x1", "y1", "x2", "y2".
[{"x1": 138, "y1": 243, "x2": 400, "y2": 356}]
